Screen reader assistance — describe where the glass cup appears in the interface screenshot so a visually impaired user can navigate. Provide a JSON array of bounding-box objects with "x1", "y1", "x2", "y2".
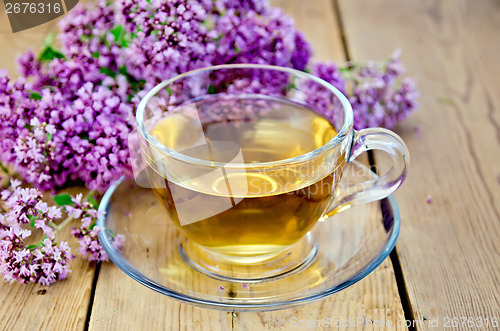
[{"x1": 132, "y1": 64, "x2": 409, "y2": 280}]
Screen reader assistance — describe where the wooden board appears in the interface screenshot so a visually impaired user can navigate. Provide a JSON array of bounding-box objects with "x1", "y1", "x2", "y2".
[
  {"x1": 0, "y1": 6, "x2": 99, "y2": 329},
  {"x1": 88, "y1": 0, "x2": 407, "y2": 330},
  {"x1": 0, "y1": 2, "x2": 58, "y2": 78},
  {"x1": 338, "y1": 0, "x2": 500, "y2": 328},
  {"x1": 0, "y1": 230, "x2": 95, "y2": 331},
  {"x1": 0, "y1": 0, "x2": 94, "y2": 77},
  {"x1": 270, "y1": 0, "x2": 346, "y2": 63},
  {"x1": 0, "y1": 188, "x2": 96, "y2": 331}
]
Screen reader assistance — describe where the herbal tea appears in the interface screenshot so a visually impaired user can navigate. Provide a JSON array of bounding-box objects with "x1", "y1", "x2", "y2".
[{"x1": 148, "y1": 97, "x2": 343, "y2": 260}]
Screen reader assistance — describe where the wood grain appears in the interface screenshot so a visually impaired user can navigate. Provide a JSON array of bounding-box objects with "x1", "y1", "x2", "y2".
[
  {"x1": 88, "y1": 0, "x2": 406, "y2": 330},
  {"x1": 0, "y1": 187, "x2": 96, "y2": 331},
  {"x1": 0, "y1": 231, "x2": 95, "y2": 331},
  {"x1": 338, "y1": 0, "x2": 500, "y2": 329},
  {"x1": 0, "y1": 2, "x2": 58, "y2": 77},
  {"x1": 0, "y1": 6, "x2": 100, "y2": 329},
  {"x1": 0, "y1": 0, "x2": 94, "y2": 77},
  {"x1": 271, "y1": 0, "x2": 346, "y2": 63}
]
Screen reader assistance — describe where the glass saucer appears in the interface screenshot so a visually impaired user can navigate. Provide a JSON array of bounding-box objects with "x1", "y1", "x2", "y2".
[{"x1": 97, "y1": 161, "x2": 400, "y2": 311}]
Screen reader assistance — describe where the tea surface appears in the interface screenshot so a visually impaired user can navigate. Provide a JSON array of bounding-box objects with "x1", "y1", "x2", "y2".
[{"x1": 150, "y1": 97, "x2": 341, "y2": 259}]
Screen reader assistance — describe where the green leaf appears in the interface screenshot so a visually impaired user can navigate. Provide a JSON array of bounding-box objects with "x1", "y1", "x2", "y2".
[
  {"x1": 100, "y1": 67, "x2": 116, "y2": 78},
  {"x1": 42, "y1": 32, "x2": 56, "y2": 47},
  {"x1": 202, "y1": 17, "x2": 215, "y2": 30},
  {"x1": 39, "y1": 46, "x2": 65, "y2": 62},
  {"x1": 166, "y1": 86, "x2": 172, "y2": 96},
  {"x1": 47, "y1": 133, "x2": 53, "y2": 141},
  {"x1": 208, "y1": 84, "x2": 216, "y2": 94},
  {"x1": 130, "y1": 80, "x2": 145, "y2": 93},
  {"x1": 117, "y1": 67, "x2": 145, "y2": 92},
  {"x1": 29, "y1": 91, "x2": 42, "y2": 100},
  {"x1": 437, "y1": 97, "x2": 454, "y2": 105},
  {"x1": 79, "y1": 133, "x2": 90, "y2": 140},
  {"x1": 39, "y1": 33, "x2": 65, "y2": 62},
  {"x1": 89, "y1": 222, "x2": 97, "y2": 230},
  {"x1": 80, "y1": 35, "x2": 92, "y2": 43},
  {"x1": 53, "y1": 193, "x2": 74, "y2": 206},
  {"x1": 92, "y1": 52, "x2": 100, "y2": 58},
  {"x1": 87, "y1": 196, "x2": 99, "y2": 209},
  {"x1": 118, "y1": 66, "x2": 129, "y2": 76},
  {"x1": 0, "y1": 162, "x2": 9, "y2": 174},
  {"x1": 110, "y1": 25, "x2": 124, "y2": 42},
  {"x1": 110, "y1": 25, "x2": 129, "y2": 47},
  {"x1": 28, "y1": 214, "x2": 36, "y2": 227},
  {"x1": 26, "y1": 244, "x2": 39, "y2": 250}
]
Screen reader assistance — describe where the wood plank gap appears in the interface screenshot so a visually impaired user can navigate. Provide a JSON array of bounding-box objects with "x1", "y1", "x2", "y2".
[
  {"x1": 84, "y1": 262, "x2": 102, "y2": 331},
  {"x1": 390, "y1": 249, "x2": 416, "y2": 331},
  {"x1": 365, "y1": 85, "x2": 417, "y2": 330},
  {"x1": 331, "y1": 0, "x2": 352, "y2": 61},
  {"x1": 332, "y1": 1, "x2": 414, "y2": 325},
  {"x1": 334, "y1": 0, "x2": 417, "y2": 325},
  {"x1": 334, "y1": 0, "x2": 411, "y2": 323},
  {"x1": 368, "y1": 149, "x2": 417, "y2": 328}
]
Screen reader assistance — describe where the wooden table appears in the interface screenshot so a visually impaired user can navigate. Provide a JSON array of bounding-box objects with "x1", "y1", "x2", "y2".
[{"x1": 1, "y1": 0, "x2": 499, "y2": 330}]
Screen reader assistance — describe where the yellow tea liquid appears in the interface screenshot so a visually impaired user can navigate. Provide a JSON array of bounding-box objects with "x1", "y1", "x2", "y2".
[{"x1": 149, "y1": 97, "x2": 341, "y2": 259}]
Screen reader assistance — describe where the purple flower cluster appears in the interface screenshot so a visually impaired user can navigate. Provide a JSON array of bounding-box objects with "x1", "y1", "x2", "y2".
[
  {"x1": 69, "y1": 193, "x2": 124, "y2": 262},
  {"x1": 0, "y1": 181, "x2": 72, "y2": 285},
  {"x1": 210, "y1": 6, "x2": 311, "y2": 71},
  {"x1": 117, "y1": 0, "x2": 215, "y2": 85},
  {"x1": 1, "y1": 0, "x2": 311, "y2": 193},
  {"x1": 0, "y1": 230, "x2": 72, "y2": 286},
  {"x1": 212, "y1": 0, "x2": 270, "y2": 14},
  {"x1": 305, "y1": 52, "x2": 418, "y2": 130},
  {"x1": 0, "y1": 180, "x2": 123, "y2": 285},
  {"x1": 114, "y1": 0, "x2": 310, "y2": 85},
  {"x1": 1, "y1": 179, "x2": 61, "y2": 238},
  {"x1": 303, "y1": 62, "x2": 346, "y2": 128},
  {"x1": 3, "y1": 52, "x2": 136, "y2": 192},
  {"x1": 343, "y1": 50, "x2": 419, "y2": 129}
]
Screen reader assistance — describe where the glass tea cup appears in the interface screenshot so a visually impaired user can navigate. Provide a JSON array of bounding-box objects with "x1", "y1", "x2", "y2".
[{"x1": 132, "y1": 64, "x2": 409, "y2": 281}]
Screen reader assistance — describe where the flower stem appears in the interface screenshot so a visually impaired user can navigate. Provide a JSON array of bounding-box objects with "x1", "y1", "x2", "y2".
[
  {"x1": 0, "y1": 162, "x2": 9, "y2": 175},
  {"x1": 54, "y1": 189, "x2": 97, "y2": 233},
  {"x1": 84, "y1": 189, "x2": 97, "y2": 201},
  {"x1": 56, "y1": 215, "x2": 74, "y2": 232},
  {"x1": 0, "y1": 200, "x2": 7, "y2": 213}
]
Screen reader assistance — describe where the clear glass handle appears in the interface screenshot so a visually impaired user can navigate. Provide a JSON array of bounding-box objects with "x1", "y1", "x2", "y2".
[{"x1": 325, "y1": 128, "x2": 410, "y2": 217}]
